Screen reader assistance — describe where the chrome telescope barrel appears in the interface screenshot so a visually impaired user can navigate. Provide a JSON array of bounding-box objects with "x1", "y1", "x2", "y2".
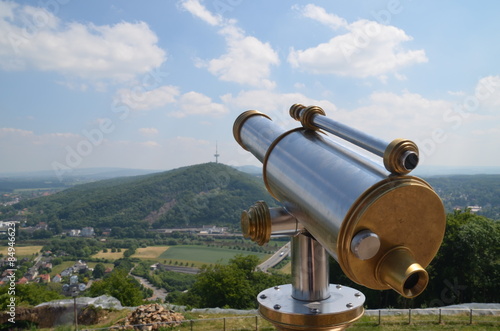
[
  {"x1": 289, "y1": 104, "x2": 419, "y2": 175},
  {"x1": 234, "y1": 108, "x2": 446, "y2": 298}
]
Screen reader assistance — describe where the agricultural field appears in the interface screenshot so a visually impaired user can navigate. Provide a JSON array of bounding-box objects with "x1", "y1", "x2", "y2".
[
  {"x1": 124, "y1": 245, "x2": 270, "y2": 267},
  {"x1": 92, "y1": 250, "x2": 125, "y2": 260},
  {"x1": 158, "y1": 245, "x2": 269, "y2": 266},
  {"x1": 132, "y1": 246, "x2": 170, "y2": 259},
  {"x1": 0, "y1": 245, "x2": 43, "y2": 258}
]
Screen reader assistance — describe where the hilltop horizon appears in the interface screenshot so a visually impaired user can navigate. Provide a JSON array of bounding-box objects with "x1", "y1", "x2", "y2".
[{"x1": 2, "y1": 163, "x2": 500, "y2": 179}]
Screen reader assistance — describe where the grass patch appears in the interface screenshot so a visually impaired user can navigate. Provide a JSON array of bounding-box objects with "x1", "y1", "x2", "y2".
[
  {"x1": 93, "y1": 249, "x2": 125, "y2": 260},
  {"x1": 87, "y1": 261, "x2": 114, "y2": 270},
  {"x1": 278, "y1": 261, "x2": 291, "y2": 274},
  {"x1": 0, "y1": 245, "x2": 43, "y2": 258},
  {"x1": 34, "y1": 309, "x2": 499, "y2": 330},
  {"x1": 49, "y1": 261, "x2": 75, "y2": 276}
]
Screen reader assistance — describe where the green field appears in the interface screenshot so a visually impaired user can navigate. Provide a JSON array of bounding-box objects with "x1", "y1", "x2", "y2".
[{"x1": 157, "y1": 245, "x2": 269, "y2": 266}]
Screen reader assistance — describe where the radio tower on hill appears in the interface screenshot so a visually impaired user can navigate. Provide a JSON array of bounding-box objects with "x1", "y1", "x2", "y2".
[{"x1": 214, "y1": 141, "x2": 220, "y2": 163}]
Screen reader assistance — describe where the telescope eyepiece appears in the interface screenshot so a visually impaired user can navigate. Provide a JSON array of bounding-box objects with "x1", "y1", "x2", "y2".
[
  {"x1": 376, "y1": 247, "x2": 429, "y2": 298},
  {"x1": 402, "y1": 151, "x2": 419, "y2": 171}
]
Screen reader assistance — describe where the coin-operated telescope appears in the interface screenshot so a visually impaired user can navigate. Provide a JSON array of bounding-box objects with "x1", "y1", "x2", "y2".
[{"x1": 233, "y1": 104, "x2": 446, "y2": 330}]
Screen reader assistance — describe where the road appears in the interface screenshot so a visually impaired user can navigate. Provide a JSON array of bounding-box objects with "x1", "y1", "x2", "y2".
[
  {"x1": 258, "y1": 242, "x2": 291, "y2": 272},
  {"x1": 131, "y1": 273, "x2": 168, "y2": 301}
]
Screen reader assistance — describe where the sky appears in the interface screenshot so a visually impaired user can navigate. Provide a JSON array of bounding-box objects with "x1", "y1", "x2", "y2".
[{"x1": 1, "y1": 0, "x2": 500, "y2": 178}]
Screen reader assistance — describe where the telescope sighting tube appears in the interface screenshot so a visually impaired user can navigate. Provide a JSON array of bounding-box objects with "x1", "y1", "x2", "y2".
[
  {"x1": 289, "y1": 104, "x2": 419, "y2": 175},
  {"x1": 234, "y1": 106, "x2": 446, "y2": 299}
]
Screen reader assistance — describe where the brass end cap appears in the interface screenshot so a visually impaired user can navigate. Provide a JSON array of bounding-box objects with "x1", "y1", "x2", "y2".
[
  {"x1": 376, "y1": 247, "x2": 429, "y2": 298},
  {"x1": 233, "y1": 110, "x2": 271, "y2": 151},
  {"x1": 289, "y1": 104, "x2": 326, "y2": 130},
  {"x1": 337, "y1": 176, "x2": 445, "y2": 297},
  {"x1": 241, "y1": 201, "x2": 271, "y2": 246},
  {"x1": 383, "y1": 139, "x2": 419, "y2": 175}
]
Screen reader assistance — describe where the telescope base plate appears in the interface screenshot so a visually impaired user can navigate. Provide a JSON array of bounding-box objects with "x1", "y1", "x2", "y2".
[{"x1": 258, "y1": 284, "x2": 365, "y2": 331}]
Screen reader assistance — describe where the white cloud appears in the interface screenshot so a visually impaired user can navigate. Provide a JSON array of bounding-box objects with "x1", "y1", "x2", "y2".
[
  {"x1": 115, "y1": 85, "x2": 179, "y2": 111},
  {"x1": 288, "y1": 5, "x2": 427, "y2": 79},
  {"x1": 0, "y1": 127, "x2": 33, "y2": 137},
  {"x1": 475, "y1": 75, "x2": 500, "y2": 112},
  {"x1": 298, "y1": 4, "x2": 347, "y2": 30},
  {"x1": 183, "y1": 1, "x2": 279, "y2": 88},
  {"x1": 139, "y1": 128, "x2": 159, "y2": 136},
  {"x1": 180, "y1": 0, "x2": 222, "y2": 26},
  {"x1": 205, "y1": 24, "x2": 280, "y2": 88},
  {"x1": 471, "y1": 127, "x2": 500, "y2": 136},
  {"x1": 170, "y1": 91, "x2": 228, "y2": 118},
  {"x1": 336, "y1": 90, "x2": 451, "y2": 141},
  {"x1": 0, "y1": 2, "x2": 166, "y2": 83},
  {"x1": 140, "y1": 141, "x2": 161, "y2": 148}
]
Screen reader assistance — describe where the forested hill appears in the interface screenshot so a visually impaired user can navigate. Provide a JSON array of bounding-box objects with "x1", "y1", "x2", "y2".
[
  {"x1": 4, "y1": 163, "x2": 275, "y2": 236},
  {"x1": 426, "y1": 174, "x2": 500, "y2": 219}
]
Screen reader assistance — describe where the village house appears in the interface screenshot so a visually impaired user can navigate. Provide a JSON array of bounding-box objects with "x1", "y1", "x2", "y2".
[
  {"x1": 38, "y1": 274, "x2": 50, "y2": 283},
  {"x1": 81, "y1": 227, "x2": 95, "y2": 237},
  {"x1": 16, "y1": 277, "x2": 28, "y2": 284}
]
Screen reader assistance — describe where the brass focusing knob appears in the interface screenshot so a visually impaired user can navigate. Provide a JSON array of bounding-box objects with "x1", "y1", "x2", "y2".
[{"x1": 241, "y1": 201, "x2": 272, "y2": 246}]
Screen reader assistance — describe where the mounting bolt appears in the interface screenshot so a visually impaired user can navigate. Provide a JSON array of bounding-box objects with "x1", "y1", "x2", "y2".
[
  {"x1": 260, "y1": 294, "x2": 267, "y2": 299},
  {"x1": 346, "y1": 303, "x2": 353, "y2": 309},
  {"x1": 336, "y1": 284, "x2": 342, "y2": 289},
  {"x1": 274, "y1": 304, "x2": 281, "y2": 310},
  {"x1": 310, "y1": 308, "x2": 320, "y2": 314},
  {"x1": 355, "y1": 292, "x2": 361, "y2": 297},
  {"x1": 274, "y1": 286, "x2": 280, "y2": 290}
]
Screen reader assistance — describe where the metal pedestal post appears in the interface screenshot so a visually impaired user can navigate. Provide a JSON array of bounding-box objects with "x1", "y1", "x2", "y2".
[{"x1": 257, "y1": 234, "x2": 365, "y2": 331}]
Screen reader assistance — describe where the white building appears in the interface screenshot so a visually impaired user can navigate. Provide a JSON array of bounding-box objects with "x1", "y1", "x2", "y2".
[{"x1": 81, "y1": 227, "x2": 95, "y2": 237}]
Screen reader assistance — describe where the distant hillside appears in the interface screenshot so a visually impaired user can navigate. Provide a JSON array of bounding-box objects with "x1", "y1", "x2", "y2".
[
  {"x1": 0, "y1": 168, "x2": 160, "y2": 193},
  {"x1": 425, "y1": 174, "x2": 500, "y2": 219},
  {"x1": 4, "y1": 163, "x2": 276, "y2": 235}
]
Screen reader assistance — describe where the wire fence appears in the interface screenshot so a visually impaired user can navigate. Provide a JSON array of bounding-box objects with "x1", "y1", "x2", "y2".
[{"x1": 82, "y1": 308, "x2": 500, "y2": 330}]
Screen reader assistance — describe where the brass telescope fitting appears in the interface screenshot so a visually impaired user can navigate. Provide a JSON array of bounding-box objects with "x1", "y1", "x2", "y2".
[
  {"x1": 289, "y1": 104, "x2": 326, "y2": 130},
  {"x1": 383, "y1": 138, "x2": 419, "y2": 175},
  {"x1": 241, "y1": 201, "x2": 303, "y2": 245},
  {"x1": 337, "y1": 176, "x2": 445, "y2": 298},
  {"x1": 241, "y1": 201, "x2": 271, "y2": 245},
  {"x1": 376, "y1": 247, "x2": 429, "y2": 298}
]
